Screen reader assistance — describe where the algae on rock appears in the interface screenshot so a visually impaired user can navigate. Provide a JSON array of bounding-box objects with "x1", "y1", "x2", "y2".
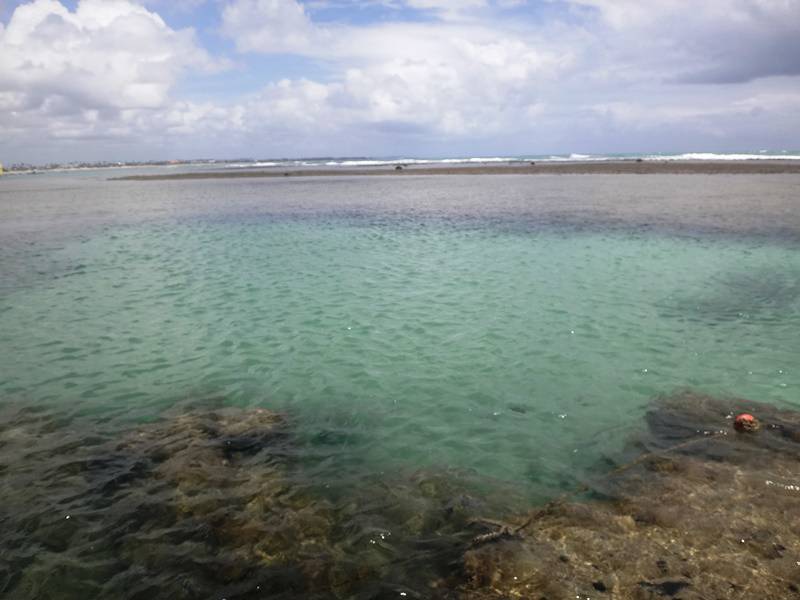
[{"x1": 455, "y1": 392, "x2": 800, "y2": 599}]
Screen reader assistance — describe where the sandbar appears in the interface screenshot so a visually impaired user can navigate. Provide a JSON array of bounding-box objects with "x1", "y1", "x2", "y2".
[{"x1": 111, "y1": 160, "x2": 800, "y2": 181}]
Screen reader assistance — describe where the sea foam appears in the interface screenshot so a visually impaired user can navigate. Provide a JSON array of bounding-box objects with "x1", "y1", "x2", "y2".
[{"x1": 648, "y1": 152, "x2": 800, "y2": 161}]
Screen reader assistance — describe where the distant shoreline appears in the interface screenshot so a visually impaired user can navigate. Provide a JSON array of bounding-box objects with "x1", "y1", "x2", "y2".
[{"x1": 111, "y1": 160, "x2": 800, "y2": 181}]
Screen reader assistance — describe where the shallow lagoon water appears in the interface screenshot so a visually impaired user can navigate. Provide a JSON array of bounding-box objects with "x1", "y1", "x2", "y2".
[
  {"x1": 1, "y1": 172, "x2": 799, "y2": 596},
  {"x1": 2, "y1": 173, "x2": 800, "y2": 492}
]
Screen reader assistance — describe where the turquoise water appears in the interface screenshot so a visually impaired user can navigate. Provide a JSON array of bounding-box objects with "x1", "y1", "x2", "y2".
[{"x1": 2, "y1": 174, "x2": 799, "y2": 500}]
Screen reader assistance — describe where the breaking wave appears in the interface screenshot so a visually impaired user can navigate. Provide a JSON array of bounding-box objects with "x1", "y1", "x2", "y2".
[{"x1": 647, "y1": 152, "x2": 800, "y2": 161}]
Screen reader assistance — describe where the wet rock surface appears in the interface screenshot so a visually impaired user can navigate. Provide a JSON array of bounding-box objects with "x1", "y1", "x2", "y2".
[
  {"x1": 456, "y1": 392, "x2": 800, "y2": 599},
  {"x1": 0, "y1": 401, "x2": 504, "y2": 599},
  {"x1": 1, "y1": 392, "x2": 799, "y2": 599},
  {"x1": 0, "y1": 403, "x2": 306, "y2": 599}
]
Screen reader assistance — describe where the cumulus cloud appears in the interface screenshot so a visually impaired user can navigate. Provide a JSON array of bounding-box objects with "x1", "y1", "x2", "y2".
[
  {"x1": 569, "y1": 0, "x2": 800, "y2": 83},
  {"x1": 221, "y1": 0, "x2": 316, "y2": 54},
  {"x1": 219, "y1": 0, "x2": 569, "y2": 136},
  {"x1": 0, "y1": 0, "x2": 217, "y2": 148},
  {"x1": 214, "y1": 0, "x2": 800, "y2": 149}
]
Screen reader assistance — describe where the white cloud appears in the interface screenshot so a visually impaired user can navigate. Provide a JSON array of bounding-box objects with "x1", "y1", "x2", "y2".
[
  {"x1": 567, "y1": 0, "x2": 800, "y2": 83},
  {"x1": 221, "y1": 0, "x2": 316, "y2": 54},
  {"x1": 219, "y1": 0, "x2": 568, "y2": 136},
  {"x1": 0, "y1": 0, "x2": 218, "y2": 149},
  {"x1": 241, "y1": 78, "x2": 334, "y2": 131}
]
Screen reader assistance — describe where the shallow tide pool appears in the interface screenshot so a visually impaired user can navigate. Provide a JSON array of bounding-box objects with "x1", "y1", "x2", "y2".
[
  {"x1": 2, "y1": 173, "x2": 799, "y2": 497},
  {"x1": 1, "y1": 172, "x2": 799, "y2": 597}
]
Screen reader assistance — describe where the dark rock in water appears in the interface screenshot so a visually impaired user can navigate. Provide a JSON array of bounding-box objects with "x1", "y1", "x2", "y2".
[
  {"x1": 639, "y1": 578, "x2": 690, "y2": 596},
  {"x1": 0, "y1": 402, "x2": 510, "y2": 599},
  {"x1": 114, "y1": 408, "x2": 344, "y2": 588},
  {"x1": 455, "y1": 391, "x2": 800, "y2": 599},
  {"x1": 644, "y1": 390, "x2": 800, "y2": 462},
  {"x1": 660, "y1": 266, "x2": 800, "y2": 324},
  {"x1": 395, "y1": 165, "x2": 404, "y2": 170},
  {"x1": 120, "y1": 406, "x2": 286, "y2": 462},
  {"x1": 529, "y1": 161, "x2": 536, "y2": 166},
  {"x1": 4, "y1": 393, "x2": 800, "y2": 599},
  {"x1": 1, "y1": 405, "x2": 341, "y2": 599}
]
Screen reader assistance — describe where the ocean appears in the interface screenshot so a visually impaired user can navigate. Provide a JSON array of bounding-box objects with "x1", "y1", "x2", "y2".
[{"x1": 1, "y1": 170, "x2": 799, "y2": 598}]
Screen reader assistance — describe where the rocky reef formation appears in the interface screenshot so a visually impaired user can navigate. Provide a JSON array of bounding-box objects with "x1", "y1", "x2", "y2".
[
  {"x1": 1, "y1": 392, "x2": 799, "y2": 599},
  {"x1": 456, "y1": 392, "x2": 800, "y2": 599},
  {"x1": 1, "y1": 404, "x2": 306, "y2": 599},
  {"x1": 0, "y1": 402, "x2": 497, "y2": 598}
]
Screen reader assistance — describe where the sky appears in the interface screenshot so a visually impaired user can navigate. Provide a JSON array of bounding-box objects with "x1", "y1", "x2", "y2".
[{"x1": 0, "y1": 0, "x2": 799, "y2": 163}]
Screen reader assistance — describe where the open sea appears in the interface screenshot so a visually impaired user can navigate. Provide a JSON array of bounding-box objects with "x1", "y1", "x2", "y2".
[{"x1": 1, "y1": 170, "x2": 799, "y2": 598}]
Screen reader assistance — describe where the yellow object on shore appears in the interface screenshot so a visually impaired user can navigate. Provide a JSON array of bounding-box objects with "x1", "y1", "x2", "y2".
[{"x1": 0, "y1": 163, "x2": 4, "y2": 176}]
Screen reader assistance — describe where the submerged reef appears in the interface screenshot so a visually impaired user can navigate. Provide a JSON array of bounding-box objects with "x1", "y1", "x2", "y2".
[
  {"x1": 661, "y1": 265, "x2": 800, "y2": 324},
  {"x1": 0, "y1": 402, "x2": 492, "y2": 599},
  {"x1": 1, "y1": 392, "x2": 799, "y2": 599},
  {"x1": 456, "y1": 392, "x2": 800, "y2": 599}
]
